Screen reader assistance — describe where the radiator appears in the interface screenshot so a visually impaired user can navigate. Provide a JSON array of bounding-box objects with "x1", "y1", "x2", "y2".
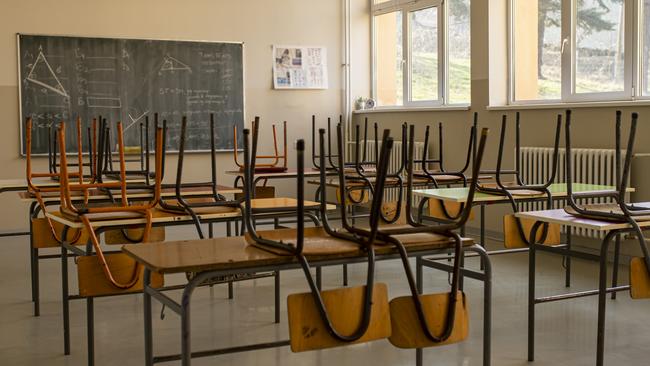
[
  {"x1": 348, "y1": 140, "x2": 425, "y2": 202},
  {"x1": 518, "y1": 147, "x2": 628, "y2": 239}
]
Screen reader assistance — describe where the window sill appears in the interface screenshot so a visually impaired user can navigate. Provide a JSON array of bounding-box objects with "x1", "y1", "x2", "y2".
[
  {"x1": 353, "y1": 105, "x2": 471, "y2": 114},
  {"x1": 487, "y1": 100, "x2": 650, "y2": 111}
]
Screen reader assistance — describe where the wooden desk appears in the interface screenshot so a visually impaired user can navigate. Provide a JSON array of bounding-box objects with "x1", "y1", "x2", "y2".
[
  {"x1": 414, "y1": 183, "x2": 635, "y2": 299},
  {"x1": 53, "y1": 198, "x2": 335, "y2": 364},
  {"x1": 20, "y1": 184, "x2": 240, "y2": 317},
  {"x1": 123, "y1": 234, "x2": 492, "y2": 366},
  {"x1": 514, "y1": 204, "x2": 650, "y2": 366}
]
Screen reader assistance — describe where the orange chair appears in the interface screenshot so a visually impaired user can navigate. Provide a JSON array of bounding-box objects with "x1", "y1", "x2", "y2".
[{"x1": 57, "y1": 121, "x2": 164, "y2": 289}]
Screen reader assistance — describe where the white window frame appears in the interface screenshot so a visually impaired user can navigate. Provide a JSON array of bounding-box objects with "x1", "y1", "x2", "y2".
[
  {"x1": 371, "y1": 0, "x2": 466, "y2": 108},
  {"x1": 508, "y1": 0, "x2": 639, "y2": 105}
]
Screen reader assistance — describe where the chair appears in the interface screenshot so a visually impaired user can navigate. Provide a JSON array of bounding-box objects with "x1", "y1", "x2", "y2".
[
  {"x1": 370, "y1": 124, "x2": 490, "y2": 349},
  {"x1": 242, "y1": 125, "x2": 395, "y2": 352},
  {"x1": 417, "y1": 119, "x2": 476, "y2": 222},
  {"x1": 562, "y1": 110, "x2": 650, "y2": 299},
  {"x1": 26, "y1": 117, "x2": 88, "y2": 247},
  {"x1": 57, "y1": 120, "x2": 164, "y2": 290},
  {"x1": 234, "y1": 116, "x2": 287, "y2": 173},
  {"x1": 477, "y1": 112, "x2": 562, "y2": 249},
  {"x1": 158, "y1": 115, "x2": 240, "y2": 239}
]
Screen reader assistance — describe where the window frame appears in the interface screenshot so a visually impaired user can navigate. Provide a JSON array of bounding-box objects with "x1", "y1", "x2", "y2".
[
  {"x1": 371, "y1": 0, "x2": 468, "y2": 108},
  {"x1": 508, "y1": 0, "x2": 640, "y2": 105}
]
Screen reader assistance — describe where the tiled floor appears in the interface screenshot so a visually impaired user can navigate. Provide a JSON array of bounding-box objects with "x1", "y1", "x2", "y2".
[{"x1": 1, "y1": 224, "x2": 649, "y2": 365}]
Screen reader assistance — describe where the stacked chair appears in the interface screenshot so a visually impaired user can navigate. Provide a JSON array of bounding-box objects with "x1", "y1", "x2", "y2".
[
  {"x1": 234, "y1": 116, "x2": 288, "y2": 173},
  {"x1": 418, "y1": 118, "x2": 477, "y2": 222},
  {"x1": 476, "y1": 112, "x2": 562, "y2": 249},
  {"x1": 159, "y1": 115, "x2": 240, "y2": 239},
  {"x1": 56, "y1": 120, "x2": 165, "y2": 293},
  {"x1": 562, "y1": 110, "x2": 650, "y2": 299}
]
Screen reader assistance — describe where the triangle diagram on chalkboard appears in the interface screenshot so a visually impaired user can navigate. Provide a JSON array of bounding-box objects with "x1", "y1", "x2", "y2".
[
  {"x1": 159, "y1": 55, "x2": 192, "y2": 73},
  {"x1": 25, "y1": 51, "x2": 69, "y2": 98}
]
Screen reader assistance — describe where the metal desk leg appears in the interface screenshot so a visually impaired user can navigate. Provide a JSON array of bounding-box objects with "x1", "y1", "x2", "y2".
[
  {"x1": 416, "y1": 256, "x2": 423, "y2": 293},
  {"x1": 87, "y1": 297, "x2": 95, "y2": 366},
  {"x1": 342, "y1": 264, "x2": 348, "y2": 286},
  {"x1": 31, "y1": 246, "x2": 40, "y2": 316},
  {"x1": 527, "y1": 241, "x2": 537, "y2": 361},
  {"x1": 144, "y1": 270, "x2": 153, "y2": 366},
  {"x1": 316, "y1": 267, "x2": 322, "y2": 291},
  {"x1": 611, "y1": 234, "x2": 621, "y2": 300},
  {"x1": 476, "y1": 246, "x2": 493, "y2": 366},
  {"x1": 61, "y1": 245, "x2": 70, "y2": 355},
  {"x1": 181, "y1": 273, "x2": 210, "y2": 366},
  {"x1": 416, "y1": 255, "x2": 423, "y2": 366},
  {"x1": 28, "y1": 202, "x2": 40, "y2": 316},
  {"x1": 565, "y1": 227, "x2": 572, "y2": 288},
  {"x1": 228, "y1": 282, "x2": 234, "y2": 299},
  {"x1": 480, "y1": 204, "x2": 485, "y2": 270},
  {"x1": 274, "y1": 271, "x2": 280, "y2": 324},
  {"x1": 597, "y1": 232, "x2": 615, "y2": 366}
]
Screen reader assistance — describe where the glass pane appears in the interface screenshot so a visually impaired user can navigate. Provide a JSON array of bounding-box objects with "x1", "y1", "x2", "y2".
[
  {"x1": 374, "y1": 0, "x2": 391, "y2": 4},
  {"x1": 448, "y1": 0, "x2": 471, "y2": 104},
  {"x1": 575, "y1": 0, "x2": 624, "y2": 93},
  {"x1": 375, "y1": 11, "x2": 403, "y2": 106},
  {"x1": 410, "y1": 7, "x2": 438, "y2": 102},
  {"x1": 642, "y1": 0, "x2": 650, "y2": 95},
  {"x1": 513, "y1": 0, "x2": 562, "y2": 101}
]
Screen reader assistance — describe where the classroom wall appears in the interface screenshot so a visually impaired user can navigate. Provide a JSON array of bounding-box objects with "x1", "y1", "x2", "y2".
[
  {"x1": 351, "y1": 0, "x2": 650, "y2": 256},
  {"x1": 0, "y1": 0, "x2": 344, "y2": 231}
]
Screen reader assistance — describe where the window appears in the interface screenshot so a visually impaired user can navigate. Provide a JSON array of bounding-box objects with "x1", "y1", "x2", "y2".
[
  {"x1": 510, "y1": 0, "x2": 637, "y2": 104},
  {"x1": 372, "y1": 0, "x2": 471, "y2": 107}
]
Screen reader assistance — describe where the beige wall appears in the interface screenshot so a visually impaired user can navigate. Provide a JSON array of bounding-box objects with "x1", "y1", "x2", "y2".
[{"x1": 0, "y1": 0, "x2": 343, "y2": 231}]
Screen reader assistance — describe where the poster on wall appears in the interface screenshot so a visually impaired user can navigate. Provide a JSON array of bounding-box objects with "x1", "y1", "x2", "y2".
[{"x1": 273, "y1": 45, "x2": 328, "y2": 89}]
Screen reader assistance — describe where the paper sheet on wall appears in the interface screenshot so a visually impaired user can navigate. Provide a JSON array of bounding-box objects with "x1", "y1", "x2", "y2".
[{"x1": 273, "y1": 46, "x2": 328, "y2": 89}]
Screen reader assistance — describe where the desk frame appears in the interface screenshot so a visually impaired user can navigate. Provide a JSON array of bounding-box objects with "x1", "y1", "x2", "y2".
[
  {"x1": 139, "y1": 244, "x2": 492, "y2": 366},
  {"x1": 519, "y1": 212, "x2": 645, "y2": 366}
]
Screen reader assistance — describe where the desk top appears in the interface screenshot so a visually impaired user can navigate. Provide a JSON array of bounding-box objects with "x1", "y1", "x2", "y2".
[
  {"x1": 225, "y1": 168, "x2": 324, "y2": 178},
  {"x1": 515, "y1": 203, "x2": 650, "y2": 231},
  {"x1": 307, "y1": 177, "x2": 431, "y2": 188},
  {"x1": 122, "y1": 233, "x2": 472, "y2": 274},
  {"x1": 0, "y1": 177, "x2": 144, "y2": 192},
  {"x1": 413, "y1": 183, "x2": 630, "y2": 203},
  {"x1": 18, "y1": 185, "x2": 241, "y2": 202}
]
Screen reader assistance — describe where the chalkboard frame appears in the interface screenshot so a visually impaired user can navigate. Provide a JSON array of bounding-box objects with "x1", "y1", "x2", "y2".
[{"x1": 16, "y1": 33, "x2": 246, "y2": 156}]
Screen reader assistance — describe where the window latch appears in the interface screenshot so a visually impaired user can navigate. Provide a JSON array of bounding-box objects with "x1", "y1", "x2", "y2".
[{"x1": 561, "y1": 38, "x2": 569, "y2": 54}]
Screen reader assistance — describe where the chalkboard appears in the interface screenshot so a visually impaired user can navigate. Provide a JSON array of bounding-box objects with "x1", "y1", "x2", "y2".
[{"x1": 18, "y1": 34, "x2": 244, "y2": 155}]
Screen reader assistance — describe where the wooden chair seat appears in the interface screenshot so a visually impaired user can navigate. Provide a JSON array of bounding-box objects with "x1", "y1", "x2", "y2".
[
  {"x1": 427, "y1": 199, "x2": 475, "y2": 221},
  {"x1": 564, "y1": 204, "x2": 650, "y2": 222},
  {"x1": 77, "y1": 253, "x2": 163, "y2": 297},
  {"x1": 58, "y1": 209, "x2": 146, "y2": 222},
  {"x1": 388, "y1": 291, "x2": 469, "y2": 348},
  {"x1": 31, "y1": 217, "x2": 89, "y2": 248},
  {"x1": 503, "y1": 214, "x2": 561, "y2": 249},
  {"x1": 389, "y1": 232, "x2": 472, "y2": 251},
  {"x1": 245, "y1": 227, "x2": 361, "y2": 256},
  {"x1": 159, "y1": 197, "x2": 240, "y2": 215},
  {"x1": 104, "y1": 227, "x2": 166, "y2": 245},
  {"x1": 287, "y1": 283, "x2": 391, "y2": 352},
  {"x1": 630, "y1": 257, "x2": 650, "y2": 299}
]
